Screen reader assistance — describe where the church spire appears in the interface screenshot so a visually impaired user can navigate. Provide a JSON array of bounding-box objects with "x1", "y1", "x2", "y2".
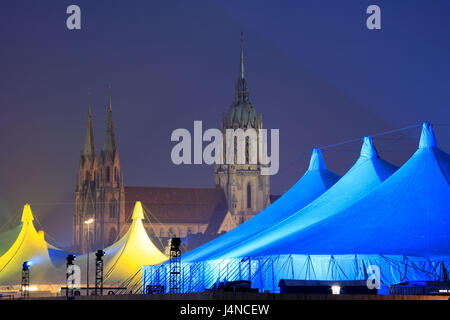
[
  {"x1": 103, "y1": 84, "x2": 116, "y2": 153},
  {"x1": 240, "y1": 31, "x2": 245, "y2": 80},
  {"x1": 108, "y1": 83, "x2": 112, "y2": 112},
  {"x1": 235, "y1": 32, "x2": 249, "y2": 102},
  {"x1": 82, "y1": 89, "x2": 95, "y2": 157}
]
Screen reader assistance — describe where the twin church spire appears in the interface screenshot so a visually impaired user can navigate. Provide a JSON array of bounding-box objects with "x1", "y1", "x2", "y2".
[
  {"x1": 75, "y1": 85, "x2": 123, "y2": 252},
  {"x1": 81, "y1": 85, "x2": 117, "y2": 161}
]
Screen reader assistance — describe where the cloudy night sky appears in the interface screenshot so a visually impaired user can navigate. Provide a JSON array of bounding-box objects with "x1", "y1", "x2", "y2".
[{"x1": 0, "y1": 0, "x2": 449, "y2": 246}]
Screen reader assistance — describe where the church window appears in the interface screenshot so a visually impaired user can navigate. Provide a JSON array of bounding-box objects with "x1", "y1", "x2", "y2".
[
  {"x1": 109, "y1": 228, "x2": 117, "y2": 244},
  {"x1": 110, "y1": 199, "x2": 117, "y2": 218},
  {"x1": 247, "y1": 183, "x2": 252, "y2": 209},
  {"x1": 245, "y1": 136, "x2": 249, "y2": 163},
  {"x1": 106, "y1": 167, "x2": 111, "y2": 182}
]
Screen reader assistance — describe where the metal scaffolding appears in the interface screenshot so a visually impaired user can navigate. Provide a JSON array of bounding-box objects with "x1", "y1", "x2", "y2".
[
  {"x1": 21, "y1": 261, "x2": 30, "y2": 299},
  {"x1": 95, "y1": 250, "x2": 105, "y2": 295},
  {"x1": 169, "y1": 237, "x2": 181, "y2": 293}
]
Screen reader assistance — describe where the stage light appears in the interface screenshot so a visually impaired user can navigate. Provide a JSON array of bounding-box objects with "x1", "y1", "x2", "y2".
[
  {"x1": 23, "y1": 261, "x2": 31, "y2": 271},
  {"x1": 66, "y1": 254, "x2": 76, "y2": 264},
  {"x1": 169, "y1": 237, "x2": 182, "y2": 293},
  {"x1": 25, "y1": 286, "x2": 38, "y2": 291},
  {"x1": 21, "y1": 261, "x2": 31, "y2": 298},
  {"x1": 95, "y1": 250, "x2": 105, "y2": 260},
  {"x1": 331, "y1": 285, "x2": 341, "y2": 295}
]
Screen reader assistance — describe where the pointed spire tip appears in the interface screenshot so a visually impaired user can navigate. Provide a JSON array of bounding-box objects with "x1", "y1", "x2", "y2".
[
  {"x1": 108, "y1": 84, "x2": 112, "y2": 111},
  {"x1": 240, "y1": 32, "x2": 245, "y2": 80},
  {"x1": 360, "y1": 136, "x2": 378, "y2": 159},
  {"x1": 419, "y1": 122, "x2": 437, "y2": 149},
  {"x1": 21, "y1": 203, "x2": 34, "y2": 222},
  {"x1": 132, "y1": 201, "x2": 144, "y2": 220},
  {"x1": 308, "y1": 147, "x2": 327, "y2": 171},
  {"x1": 82, "y1": 92, "x2": 96, "y2": 157}
]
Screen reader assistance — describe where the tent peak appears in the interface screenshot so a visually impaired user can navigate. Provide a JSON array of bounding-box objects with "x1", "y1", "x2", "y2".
[
  {"x1": 308, "y1": 148, "x2": 327, "y2": 171},
  {"x1": 359, "y1": 136, "x2": 378, "y2": 159},
  {"x1": 21, "y1": 203, "x2": 34, "y2": 222},
  {"x1": 419, "y1": 122, "x2": 437, "y2": 149},
  {"x1": 132, "y1": 201, "x2": 144, "y2": 220}
]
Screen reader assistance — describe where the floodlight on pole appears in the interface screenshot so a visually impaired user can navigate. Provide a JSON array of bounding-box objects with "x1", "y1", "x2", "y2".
[
  {"x1": 66, "y1": 254, "x2": 77, "y2": 299},
  {"x1": 21, "y1": 261, "x2": 31, "y2": 299},
  {"x1": 95, "y1": 250, "x2": 105, "y2": 296},
  {"x1": 169, "y1": 237, "x2": 182, "y2": 293},
  {"x1": 84, "y1": 217, "x2": 94, "y2": 296}
]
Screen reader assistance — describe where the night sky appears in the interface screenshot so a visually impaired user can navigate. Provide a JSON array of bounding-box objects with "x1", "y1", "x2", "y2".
[{"x1": 0, "y1": 0, "x2": 449, "y2": 247}]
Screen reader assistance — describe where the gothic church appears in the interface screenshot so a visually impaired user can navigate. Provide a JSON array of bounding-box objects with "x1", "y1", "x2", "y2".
[{"x1": 73, "y1": 36, "x2": 276, "y2": 253}]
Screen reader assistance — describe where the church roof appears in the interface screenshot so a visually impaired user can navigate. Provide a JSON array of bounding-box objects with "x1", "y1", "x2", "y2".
[{"x1": 124, "y1": 186, "x2": 228, "y2": 224}]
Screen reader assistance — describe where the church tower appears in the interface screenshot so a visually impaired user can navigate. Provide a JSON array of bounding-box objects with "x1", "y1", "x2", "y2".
[
  {"x1": 214, "y1": 34, "x2": 271, "y2": 231},
  {"x1": 74, "y1": 91, "x2": 99, "y2": 253},
  {"x1": 73, "y1": 88, "x2": 125, "y2": 253},
  {"x1": 96, "y1": 87, "x2": 125, "y2": 250}
]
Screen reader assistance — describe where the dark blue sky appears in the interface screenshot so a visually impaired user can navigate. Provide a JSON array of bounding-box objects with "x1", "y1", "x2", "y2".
[{"x1": 0, "y1": 0, "x2": 449, "y2": 246}]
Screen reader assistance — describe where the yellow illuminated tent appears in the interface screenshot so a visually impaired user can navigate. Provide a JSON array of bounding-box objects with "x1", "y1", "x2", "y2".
[
  {"x1": 76, "y1": 201, "x2": 167, "y2": 291},
  {"x1": 0, "y1": 202, "x2": 167, "y2": 294},
  {"x1": 0, "y1": 225, "x2": 21, "y2": 257},
  {"x1": 0, "y1": 204, "x2": 68, "y2": 292}
]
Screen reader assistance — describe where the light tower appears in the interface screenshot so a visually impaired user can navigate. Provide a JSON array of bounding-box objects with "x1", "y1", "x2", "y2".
[
  {"x1": 95, "y1": 250, "x2": 105, "y2": 295},
  {"x1": 21, "y1": 261, "x2": 31, "y2": 299},
  {"x1": 169, "y1": 237, "x2": 181, "y2": 293},
  {"x1": 66, "y1": 254, "x2": 76, "y2": 299}
]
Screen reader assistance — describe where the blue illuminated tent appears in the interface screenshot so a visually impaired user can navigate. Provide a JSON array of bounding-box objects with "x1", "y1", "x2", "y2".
[
  {"x1": 241, "y1": 122, "x2": 450, "y2": 256},
  {"x1": 208, "y1": 135, "x2": 398, "y2": 260},
  {"x1": 182, "y1": 148, "x2": 341, "y2": 262},
  {"x1": 143, "y1": 122, "x2": 450, "y2": 294}
]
